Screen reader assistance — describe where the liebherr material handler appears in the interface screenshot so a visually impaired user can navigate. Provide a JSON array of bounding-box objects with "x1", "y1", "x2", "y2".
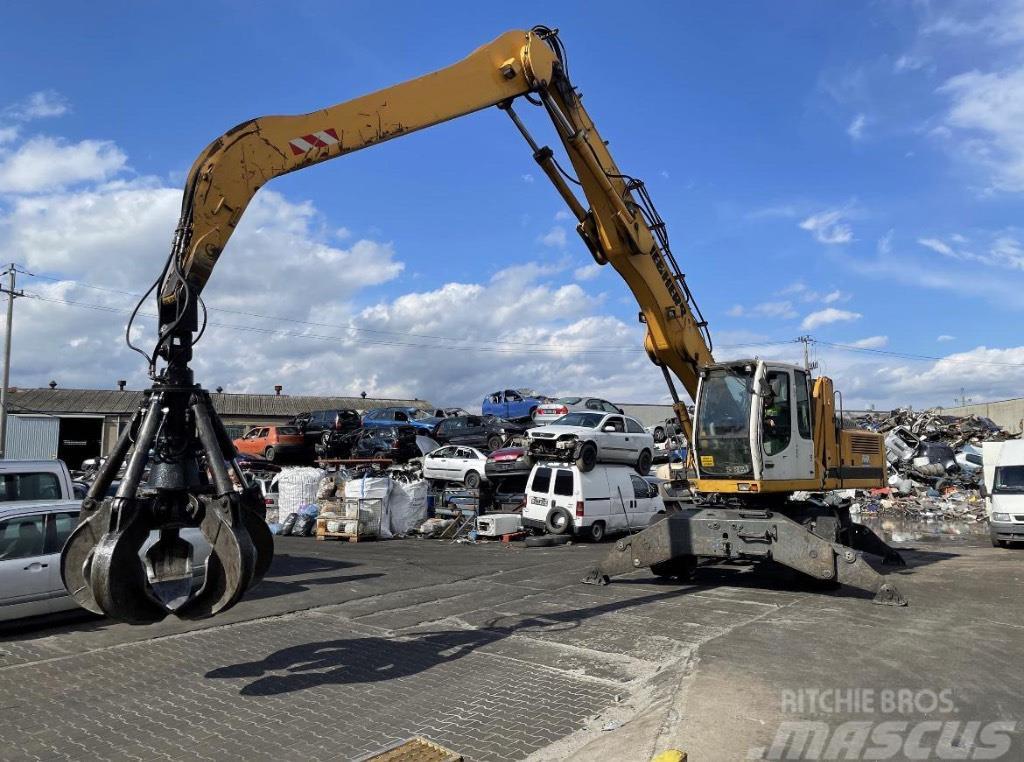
[{"x1": 61, "y1": 26, "x2": 906, "y2": 624}]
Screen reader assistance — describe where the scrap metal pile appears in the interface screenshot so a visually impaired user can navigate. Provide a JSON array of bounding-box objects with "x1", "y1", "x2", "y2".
[{"x1": 846, "y1": 408, "x2": 1014, "y2": 521}]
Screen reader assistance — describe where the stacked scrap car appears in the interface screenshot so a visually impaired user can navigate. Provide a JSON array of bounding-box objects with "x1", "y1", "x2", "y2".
[
  {"x1": 526, "y1": 411, "x2": 654, "y2": 474},
  {"x1": 532, "y1": 396, "x2": 622, "y2": 425}
]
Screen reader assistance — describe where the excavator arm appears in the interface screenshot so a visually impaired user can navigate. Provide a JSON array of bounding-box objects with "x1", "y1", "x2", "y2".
[{"x1": 63, "y1": 26, "x2": 715, "y2": 623}]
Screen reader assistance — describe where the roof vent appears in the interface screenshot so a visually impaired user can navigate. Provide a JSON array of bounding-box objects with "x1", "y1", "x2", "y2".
[
  {"x1": 117, "y1": 379, "x2": 127, "y2": 391},
  {"x1": 48, "y1": 380, "x2": 57, "y2": 390},
  {"x1": 274, "y1": 385, "x2": 283, "y2": 396},
  {"x1": 216, "y1": 386, "x2": 224, "y2": 394}
]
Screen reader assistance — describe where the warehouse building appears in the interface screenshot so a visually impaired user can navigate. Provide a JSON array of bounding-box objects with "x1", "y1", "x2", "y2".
[{"x1": 2, "y1": 386, "x2": 434, "y2": 468}]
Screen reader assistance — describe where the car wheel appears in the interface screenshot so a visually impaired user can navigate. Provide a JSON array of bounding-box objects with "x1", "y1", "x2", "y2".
[
  {"x1": 264, "y1": 446, "x2": 276, "y2": 462},
  {"x1": 576, "y1": 442, "x2": 598, "y2": 472},
  {"x1": 584, "y1": 521, "x2": 606, "y2": 542},
  {"x1": 635, "y1": 449, "x2": 653, "y2": 475},
  {"x1": 653, "y1": 427, "x2": 666, "y2": 443},
  {"x1": 464, "y1": 470, "x2": 481, "y2": 490},
  {"x1": 545, "y1": 506, "x2": 574, "y2": 535},
  {"x1": 530, "y1": 407, "x2": 539, "y2": 421},
  {"x1": 486, "y1": 435, "x2": 503, "y2": 451}
]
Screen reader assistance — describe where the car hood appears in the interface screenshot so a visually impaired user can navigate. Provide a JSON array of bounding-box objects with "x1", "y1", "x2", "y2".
[
  {"x1": 527, "y1": 425, "x2": 594, "y2": 438},
  {"x1": 488, "y1": 447, "x2": 525, "y2": 462},
  {"x1": 415, "y1": 436, "x2": 441, "y2": 455}
]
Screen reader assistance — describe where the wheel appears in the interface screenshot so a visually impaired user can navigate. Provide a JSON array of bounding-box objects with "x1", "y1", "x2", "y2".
[
  {"x1": 264, "y1": 446, "x2": 277, "y2": 462},
  {"x1": 652, "y1": 427, "x2": 666, "y2": 443},
  {"x1": 545, "y1": 506, "x2": 574, "y2": 535},
  {"x1": 992, "y1": 536, "x2": 1009, "y2": 548},
  {"x1": 486, "y1": 435, "x2": 503, "y2": 451},
  {"x1": 635, "y1": 449, "x2": 653, "y2": 475},
  {"x1": 582, "y1": 521, "x2": 606, "y2": 542},
  {"x1": 650, "y1": 555, "x2": 698, "y2": 580},
  {"x1": 575, "y1": 441, "x2": 598, "y2": 472},
  {"x1": 464, "y1": 470, "x2": 481, "y2": 490},
  {"x1": 530, "y1": 407, "x2": 539, "y2": 421}
]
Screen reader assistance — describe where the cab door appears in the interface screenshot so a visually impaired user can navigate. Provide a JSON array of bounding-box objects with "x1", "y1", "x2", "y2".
[{"x1": 756, "y1": 366, "x2": 803, "y2": 482}]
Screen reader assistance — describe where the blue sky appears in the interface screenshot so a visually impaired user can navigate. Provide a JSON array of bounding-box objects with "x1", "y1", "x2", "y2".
[{"x1": 1, "y1": 1, "x2": 1023, "y2": 409}]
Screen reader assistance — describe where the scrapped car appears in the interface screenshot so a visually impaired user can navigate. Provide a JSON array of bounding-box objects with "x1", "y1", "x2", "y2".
[
  {"x1": 645, "y1": 416, "x2": 682, "y2": 444},
  {"x1": 482, "y1": 389, "x2": 548, "y2": 421},
  {"x1": 293, "y1": 408, "x2": 361, "y2": 450},
  {"x1": 485, "y1": 446, "x2": 533, "y2": 479},
  {"x1": 232, "y1": 425, "x2": 305, "y2": 462},
  {"x1": 362, "y1": 406, "x2": 441, "y2": 433},
  {"x1": 533, "y1": 397, "x2": 622, "y2": 426},
  {"x1": 526, "y1": 411, "x2": 654, "y2": 474},
  {"x1": 432, "y1": 415, "x2": 528, "y2": 450},
  {"x1": 422, "y1": 445, "x2": 489, "y2": 488}
]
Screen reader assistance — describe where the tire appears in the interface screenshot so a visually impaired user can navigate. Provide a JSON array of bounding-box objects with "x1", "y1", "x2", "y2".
[
  {"x1": 486, "y1": 435, "x2": 503, "y2": 451},
  {"x1": 464, "y1": 470, "x2": 481, "y2": 490},
  {"x1": 264, "y1": 446, "x2": 277, "y2": 462},
  {"x1": 582, "y1": 521, "x2": 606, "y2": 542},
  {"x1": 525, "y1": 535, "x2": 556, "y2": 548},
  {"x1": 653, "y1": 427, "x2": 666, "y2": 444},
  {"x1": 650, "y1": 555, "x2": 698, "y2": 580},
  {"x1": 575, "y1": 441, "x2": 598, "y2": 472},
  {"x1": 545, "y1": 506, "x2": 574, "y2": 535},
  {"x1": 529, "y1": 407, "x2": 539, "y2": 421},
  {"x1": 635, "y1": 449, "x2": 653, "y2": 475}
]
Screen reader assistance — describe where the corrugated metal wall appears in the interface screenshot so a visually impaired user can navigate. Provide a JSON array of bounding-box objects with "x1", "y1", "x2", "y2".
[{"x1": 5, "y1": 415, "x2": 59, "y2": 459}]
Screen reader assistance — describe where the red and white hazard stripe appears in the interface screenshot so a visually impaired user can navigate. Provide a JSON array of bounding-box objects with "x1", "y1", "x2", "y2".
[{"x1": 288, "y1": 128, "x2": 340, "y2": 156}]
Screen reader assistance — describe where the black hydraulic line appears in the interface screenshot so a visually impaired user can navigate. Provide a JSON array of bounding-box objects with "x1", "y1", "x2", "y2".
[
  {"x1": 85, "y1": 406, "x2": 142, "y2": 502},
  {"x1": 114, "y1": 394, "x2": 163, "y2": 500}
]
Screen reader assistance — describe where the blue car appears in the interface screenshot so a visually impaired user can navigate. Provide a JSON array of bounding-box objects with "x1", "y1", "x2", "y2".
[
  {"x1": 482, "y1": 389, "x2": 548, "y2": 421},
  {"x1": 362, "y1": 406, "x2": 440, "y2": 433}
]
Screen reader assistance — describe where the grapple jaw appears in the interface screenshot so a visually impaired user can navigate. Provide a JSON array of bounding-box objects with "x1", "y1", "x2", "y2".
[{"x1": 60, "y1": 383, "x2": 274, "y2": 624}]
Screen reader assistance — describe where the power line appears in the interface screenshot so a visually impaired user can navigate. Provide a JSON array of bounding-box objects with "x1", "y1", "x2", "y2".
[{"x1": 813, "y1": 339, "x2": 1024, "y2": 368}]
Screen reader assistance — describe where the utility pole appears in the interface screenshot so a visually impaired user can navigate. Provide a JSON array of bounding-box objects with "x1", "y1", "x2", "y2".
[
  {"x1": 955, "y1": 387, "x2": 972, "y2": 408},
  {"x1": 0, "y1": 264, "x2": 25, "y2": 458},
  {"x1": 797, "y1": 335, "x2": 819, "y2": 374}
]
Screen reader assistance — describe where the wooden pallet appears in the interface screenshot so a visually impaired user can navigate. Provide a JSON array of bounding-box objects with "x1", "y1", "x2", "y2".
[{"x1": 315, "y1": 530, "x2": 367, "y2": 542}]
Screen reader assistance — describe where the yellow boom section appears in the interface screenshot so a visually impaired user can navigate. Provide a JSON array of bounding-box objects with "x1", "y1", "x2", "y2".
[{"x1": 161, "y1": 27, "x2": 713, "y2": 433}]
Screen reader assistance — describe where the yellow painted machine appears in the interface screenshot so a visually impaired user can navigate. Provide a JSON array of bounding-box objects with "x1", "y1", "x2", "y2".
[{"x1": 61, "y1": 26, "x2": 905, "y2": 624}]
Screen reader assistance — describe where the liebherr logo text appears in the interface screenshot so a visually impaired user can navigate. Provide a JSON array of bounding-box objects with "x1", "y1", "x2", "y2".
[
  {"x1": 746, "y1": 688, "x2": 1017, "y2": 760},
  {"x1": 651, "y1": 249, "x2": 683, "y2": 308}
]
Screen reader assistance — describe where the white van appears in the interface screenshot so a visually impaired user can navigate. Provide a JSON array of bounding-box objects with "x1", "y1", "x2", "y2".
[
  {"x1": 522, "y1": 462, "x2": 664, "y2": 542},
  {"x1": 982, "y1": 440, "x2": 1024, "y2": 548}
]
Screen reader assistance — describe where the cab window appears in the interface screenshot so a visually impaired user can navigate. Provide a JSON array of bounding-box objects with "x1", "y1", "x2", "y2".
[
  {"x1": 625, "y1": 418, "x2": 645, "y2": 434},
  {"x1": 630, "y1": 474, "x2": 652, "y2": 498},
  {"x1": 0, "y1": 514, "x2": 46, "y2": 559},
  {"x1": 553, "y1": 470, "x2": 574, "y2": 496},
  {"x1": 763, "y1": 371, "x2": 792, "y2": 456},
  {"x1": 530, "y1": 467, "x2": 552, "y2": 493},
  {"x1": 794, "y1": 369, "x2": 812, "y2": 440},
  {"x1": 604, "y1": 416, "x2": 625, "y2": 433}
]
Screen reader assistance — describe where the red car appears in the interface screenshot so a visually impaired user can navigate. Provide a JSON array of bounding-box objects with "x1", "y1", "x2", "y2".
[
  {"x1": 233, "y1": 425, "x2": 305, "y2": 462},
  {"x1": 485, "y1": 446, "x2": 533, "y2": 479}
]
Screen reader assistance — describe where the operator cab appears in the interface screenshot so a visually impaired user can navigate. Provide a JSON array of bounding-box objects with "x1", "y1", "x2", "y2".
[{"x1": 692, "y1": 359, "x2": 816, "y2": 491}]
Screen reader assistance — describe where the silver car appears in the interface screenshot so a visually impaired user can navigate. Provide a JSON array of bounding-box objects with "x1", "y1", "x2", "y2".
[
  {"x1": 0, "y1": 503, "x2": 212, "y2": 623},
  {"x1": 533, "y1": 396, "x2": 623, "y2": 426}
]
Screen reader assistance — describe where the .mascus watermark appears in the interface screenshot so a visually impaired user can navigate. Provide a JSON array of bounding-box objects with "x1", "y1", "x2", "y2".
[{"x1": 747, "y1": 688, "x2": 1017, "y2": 760}]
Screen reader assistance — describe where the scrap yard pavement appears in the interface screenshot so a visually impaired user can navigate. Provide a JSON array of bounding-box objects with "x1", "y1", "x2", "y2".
[{"x1": 1, "y1": 533, "x2": 1021, "y2": 761}]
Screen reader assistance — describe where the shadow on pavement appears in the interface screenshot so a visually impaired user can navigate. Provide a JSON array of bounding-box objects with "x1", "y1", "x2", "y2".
[
  {"x1": 205, "y1": 588, "x2": 692, "y2": 696},
  {"x1": 246, "y1": 572, "x2": 384, "y2": 601},
  {"x1": 265, "y1": 553, "x2": 360, "y2": 577}
]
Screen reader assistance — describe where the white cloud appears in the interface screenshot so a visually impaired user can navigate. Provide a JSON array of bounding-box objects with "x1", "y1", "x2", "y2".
[
  {"x1": 847, "y1": 113, "x2": 867, "y2": 140},
  {"x1": 799, "y1": 209, "x2": 853, "y2": 244},
  {"x1": 894, "y1": 54, "x2": 927, "y2": 73},
  {"x1": 573, "y1": 264, "x2": 601, "y2": 281},
  {"x1": 939, "y1": 66, "x2": 1024, "y2": 192},
  {"x1": 800, "y1": 308, "x2": 861, "y2": 330},
  {"x1": 918, "y1": 237, "x2": 955, "y2": 256},
  {"x1": 937, "y1": 335, "x2": 956, "y2": 342},
  {"x1": 0, "y1": 127, "x2": 18, "y2": 145},
  {"x1": 539, "y1": 225, "x2": 567, "y2": 248},
  {"x1": 877, "y1": 230, "x2": 893, "y2": 256},
  {"x1": 553, "y1": 210, "x2": 572, "y2": 221},
  {"x1": 3, "y1": 90, "x2": 69, "y2": 121},
  {"x1": 334, "y1": 226, "x2": 351, "y2": 240},
  {"x1": 822, "y1": 289, "x2": 843, "y2": 304},
  {"x1": 849, "y1": 335, "x2": 888, "y2": 349},
  {"x1": 0, "y1": 137, "x2": 127, "y2": 193},
  {"x1": 521, "y1": 173, "x2": 534, "y2": 183}
]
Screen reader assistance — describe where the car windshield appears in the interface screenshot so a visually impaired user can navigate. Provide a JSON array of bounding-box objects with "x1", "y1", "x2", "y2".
[
  {"x1": 694, "y1": 368, "x2": 754, "y2": 478},
  {"x1": 556, "y1": 397, "x2": 582, "y2": 405},
  {"x1": 516, "y1": 388, "x2": 540, "y2": 398},
  {"x1": 553, "y1": 412, "x2": 604, "y2": 428},
  {"x1": 276, "y1": 426, "x2": 298, "y2": 435},
  {"x1": 408, "y1": 409, "x2": 433, "y2": 420},
  {"x1": 994, "y1": 465, "x2": 1024, "y2": 493}
]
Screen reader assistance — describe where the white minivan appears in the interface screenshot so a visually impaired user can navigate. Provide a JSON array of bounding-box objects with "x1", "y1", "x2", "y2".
[
  {"x1": 522, "y1": 462, "x2": 664, "y2": 542},
  {"x1": 982, "y1": 440, "x2": 1024, "y2": 548}
]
